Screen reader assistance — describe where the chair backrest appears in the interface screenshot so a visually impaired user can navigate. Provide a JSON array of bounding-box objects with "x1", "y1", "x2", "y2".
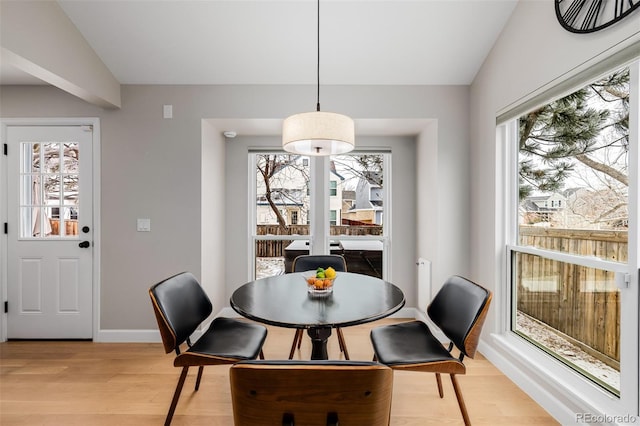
[
  {"x1": 292, "y1": 255, "x2": 347, "y2": 273},
  {"x1": 427, "y1": 275, "x2": 492, "y2": 358},
  {"x1": 149, "y1": 272, "x2": 213, "y2": 354},
  {"x1": 230, "y1": 360, "x2": 393, "y2": 426}
]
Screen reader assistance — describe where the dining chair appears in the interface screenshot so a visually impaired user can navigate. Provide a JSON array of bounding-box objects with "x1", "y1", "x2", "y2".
[
  {"x1": 370, "y1": 275, "x2": 492, "y2": 426},
  {"x1": 290, "y1": 254, "x2": 349, "y2": 359},
  {"x1": 149, "y1": 271, "x2": 268, "y2": 426},
  {"x1": 230, "y1": 360, "x2": 393, "y2": 426}
]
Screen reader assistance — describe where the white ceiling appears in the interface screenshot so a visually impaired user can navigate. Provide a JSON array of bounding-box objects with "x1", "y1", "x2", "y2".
[{"x1": 1, "y1": 0, "x2": 519, "y2": 86}]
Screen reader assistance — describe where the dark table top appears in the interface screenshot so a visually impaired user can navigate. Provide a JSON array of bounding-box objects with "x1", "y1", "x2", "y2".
[{"x1": 230, "y1": 272, "x2": 405, "y2": 329}]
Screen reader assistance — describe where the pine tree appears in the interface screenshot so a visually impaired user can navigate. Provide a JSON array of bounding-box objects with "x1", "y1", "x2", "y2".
[{"x1": 518, "y1": 69, "x2": 629, "y2": 201}]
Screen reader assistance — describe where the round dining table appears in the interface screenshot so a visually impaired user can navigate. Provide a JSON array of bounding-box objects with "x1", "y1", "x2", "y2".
[{"x1": 230, "y1": 271, "x2": 405, "y2": 360}]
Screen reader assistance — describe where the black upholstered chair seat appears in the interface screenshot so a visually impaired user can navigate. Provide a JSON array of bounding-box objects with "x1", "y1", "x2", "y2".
[
  {"x1": 369, "y1": 275, "x2": 492, "y2": 426},
  {"x1": 175, "y1": 317, "x2": 267, "y2": 366},
  {"x1": 370, "y1": 321, "x2": 465, "y2": 374},
  {"x1": 149, "y1": 272, "x2": 267, "y2": 425}
]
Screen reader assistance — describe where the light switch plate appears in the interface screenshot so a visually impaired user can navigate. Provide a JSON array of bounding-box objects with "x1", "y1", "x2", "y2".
[{"x1": 137, "y1": 218, "x2": 151, "y2": 232}]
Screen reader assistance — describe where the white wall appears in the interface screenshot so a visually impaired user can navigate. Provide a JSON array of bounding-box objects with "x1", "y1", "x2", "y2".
[
  {"x1": 469, "y1": 0, "x2": 640, "y2": 423},
  {"x1": 416, "y1": 120, "x2": 438, "y2": 301},
  {"x1": 201, "y1": 120, "x2": 227, "y2": 314},
  {"x1": 0, "y1": 83, "x2": 470, "y2": 333}
]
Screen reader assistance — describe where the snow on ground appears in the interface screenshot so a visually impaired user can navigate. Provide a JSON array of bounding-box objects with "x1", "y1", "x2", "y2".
[
  {"x1": 256, "y1": 257, "x2": 285, "y2": 279},
  {"x1": 516, "y1": 312, "x2": 619, "y2": 390}
]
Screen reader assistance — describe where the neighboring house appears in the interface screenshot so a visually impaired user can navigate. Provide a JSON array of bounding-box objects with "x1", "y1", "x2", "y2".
[
  {"x1": 526, "y1": 192, "x2": 567, "y2": 210},
  {"x1": 521, "y1": 192, "x2": 568, "y2": 224},
  {"x1": 522, "y1": 189, "x2": 629, "y2": 229},
  {"x1": 256, "y1": 195, "x2": 304, "y2": 225},
  {"x1": 342, "y1": 172, "x2": 383, "y2": 225},
  {"x1": 329, "y1": 161, "x2": 346, "y2": 226},
  {"x1": 256, "y1": 158, "x2": 345, "y2": 226},
  {"x1": 341, "y1": 190, "x2": 356, "y2": 213}
]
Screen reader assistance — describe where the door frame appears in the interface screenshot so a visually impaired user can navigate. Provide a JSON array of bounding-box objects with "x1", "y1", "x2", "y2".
[{"x1": 0, "y1": 117, "x2": 101, "y2": 342}]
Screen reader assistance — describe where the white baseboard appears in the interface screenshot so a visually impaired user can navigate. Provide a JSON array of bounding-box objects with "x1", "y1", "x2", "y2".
[
  {"x1": 97, "y1": 307, "x2": 419, "y2": 343},
  {"x1": 96, "y1": 329, "x2": 161, "y2": 343}
]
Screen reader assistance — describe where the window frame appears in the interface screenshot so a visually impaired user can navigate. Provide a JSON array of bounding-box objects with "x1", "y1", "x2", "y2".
[
  {"x1": 501, "y1": 60, "x2": 639, "y2": 416},
  {"x1": 326, "y1": 152, "x2": 391, "y2": 280},
  {"x1": 249, "y1": 151, "x2": 313, "y2": 279},
  {"x1": 249, "y1": 150, "x2": 392, "y2": 281}
]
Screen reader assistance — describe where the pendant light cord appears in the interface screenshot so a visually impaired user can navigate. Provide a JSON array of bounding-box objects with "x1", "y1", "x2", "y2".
[{"x1": 316, "y1": 0, "x2": 321, "y2": 112}]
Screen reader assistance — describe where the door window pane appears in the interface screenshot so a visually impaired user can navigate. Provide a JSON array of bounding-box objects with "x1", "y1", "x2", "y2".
[
  {"x1": 252, "y1": 152, "x2": 390, "y2": 279},
  {"x1": 332, "y1": 154, "x2": 384, "y2": 230},
  {"x1": 329, "y1": 154, "x2": 386, "y2": 278},
  {"x1": 19, "y1": 142, "x2": 80, "y2": 238},
  {"x1": 254, "y1": 154, "x2": 310, "y2": 278},
  {"x1": 255, "y1": 154, "x2": 310, "y2": 232}
]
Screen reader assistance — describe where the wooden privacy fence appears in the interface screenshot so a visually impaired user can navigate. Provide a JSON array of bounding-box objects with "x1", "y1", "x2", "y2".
[
  {"x1": 517, "y1": 226, "x2": 626, "y2": 366},
  {"x1": 255, "y1": 225, "x2": 383, "y2": 257}
]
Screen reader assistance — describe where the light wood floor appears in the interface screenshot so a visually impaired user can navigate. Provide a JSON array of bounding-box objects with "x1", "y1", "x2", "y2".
[{"x1": 1, "y1": 319, "x2": 559, "y2": 425}]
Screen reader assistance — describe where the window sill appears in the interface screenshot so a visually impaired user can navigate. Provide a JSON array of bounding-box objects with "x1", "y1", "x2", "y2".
[{"x1": 479, "y1": 332, "x2": 636, "y2": 425}]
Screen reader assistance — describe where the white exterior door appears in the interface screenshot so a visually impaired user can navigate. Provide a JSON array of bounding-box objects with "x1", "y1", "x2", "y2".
[{"x1": 6, "y1": 125, "x2": 93, "y2": 339}]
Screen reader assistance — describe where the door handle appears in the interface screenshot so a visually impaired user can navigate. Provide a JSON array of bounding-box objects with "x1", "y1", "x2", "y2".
[{"x1": 78, "y1": 241, "x2": 91, "y2": 248}]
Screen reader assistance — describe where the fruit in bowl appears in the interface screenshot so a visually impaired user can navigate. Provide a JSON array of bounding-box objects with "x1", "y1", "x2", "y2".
[{"x1": 304, "y1": 267, "x2": 337, "y2": 293}]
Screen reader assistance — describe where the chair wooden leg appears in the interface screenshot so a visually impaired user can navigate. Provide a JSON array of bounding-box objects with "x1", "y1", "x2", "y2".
[
  {"x1": 336, "y1": 328, "x2": 350, "y2": 360},
  {"x1": 450, "y1": 374, "x2": 471, "y2": 426},
  {"x1": 435, "y1": 373, "x2": 444, "y2": 398},
  {"x1": 289, "y1": 330, "x2": 303, "y2": 359},
  {"x1": 337, "y1": 328, "x2": 345, "y2": 352},
  {"x1": 165, "y1": 366, "x2": 189, "y2": 426},
  {"x1": 194, "y1": 366, "x2": 204, "y2": 391}
]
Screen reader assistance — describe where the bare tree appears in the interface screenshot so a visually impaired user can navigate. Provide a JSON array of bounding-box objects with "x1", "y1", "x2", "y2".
[{"x1": 256, "y1": 154, "x2": 309, "y2": 229}]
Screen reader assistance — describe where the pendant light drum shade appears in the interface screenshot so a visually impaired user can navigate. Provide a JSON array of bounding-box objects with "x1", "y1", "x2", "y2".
[{"x1": 282, "y1": 111, "x2": 355, "y2": 156}]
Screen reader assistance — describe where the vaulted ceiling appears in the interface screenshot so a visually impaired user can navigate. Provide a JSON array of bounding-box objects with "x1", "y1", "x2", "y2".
[{"x1": 1, "y1": 0, "x2": 518, "y2": 87}]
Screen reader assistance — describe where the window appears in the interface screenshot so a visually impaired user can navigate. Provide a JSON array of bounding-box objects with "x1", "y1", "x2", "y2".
[
  {"x1": 329, "y1": 180, "x2": 337, "y2": 196},
  {"x1": 329, "y1": 153, "x2": 388, "y2": 278},
  {"x1": 251, "y1": 151, "x2": 390, "y2": 280},
  {"x1": 19, "y1": 142, "x2": 80, "y2": 238},
  {"x1": 505, "y1": 64, "x2": 638, "y2": 398},
  {"x1": 253, "y1": 153, "x2": 310, "y2": 278}
]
